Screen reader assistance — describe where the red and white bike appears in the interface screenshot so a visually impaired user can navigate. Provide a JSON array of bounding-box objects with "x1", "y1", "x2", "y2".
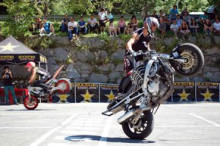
[{"x1": 23, "y1": 65, "x2": 71, "y2": 110}]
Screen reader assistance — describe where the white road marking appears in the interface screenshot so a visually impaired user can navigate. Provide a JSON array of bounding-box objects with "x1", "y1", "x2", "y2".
[
  {"x1": 47, "y1": 143, "x2": 87, "y2": 146},
  {"x1": 0, "y1": 127, "x2": 52, "y2": 129},
  {"x1": 30, "y1": 114, "x2": 77, "y2": 146},
  {"x1": 190, "y1": 113, "x2": 220, "y2": 127},
  {"x1": 60, "y1": 130, "x2": 96, "y2": 135},
  {"x1": 98, "y1": 116, "x2": 113, "y2": 146}
]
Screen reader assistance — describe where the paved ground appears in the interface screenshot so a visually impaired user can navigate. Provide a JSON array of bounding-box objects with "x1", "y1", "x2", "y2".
[{"x1": 0, "y1": 103, "x2": 220, "y2": 146}]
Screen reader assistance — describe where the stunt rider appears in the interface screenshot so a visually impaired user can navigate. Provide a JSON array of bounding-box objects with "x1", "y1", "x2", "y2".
[
  {"x1": 108, "y1": 17, "x2": 160, "y2": 108},
  {"x1": 25, "y1": 61, "x2": 50, "y2": 90},
  {"x1": 124, "y1": 17, "x2": 160, "y2": 74}
]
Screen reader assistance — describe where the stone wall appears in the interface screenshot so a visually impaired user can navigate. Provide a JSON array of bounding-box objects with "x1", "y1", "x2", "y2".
[{"x1": 1, "y1": 36, "x2": 219, "y2": 84}]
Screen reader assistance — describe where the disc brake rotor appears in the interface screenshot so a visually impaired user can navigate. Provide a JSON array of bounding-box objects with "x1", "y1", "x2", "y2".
[{"x1": 180, "y1": 51, "x2": 195, "y2": 70}]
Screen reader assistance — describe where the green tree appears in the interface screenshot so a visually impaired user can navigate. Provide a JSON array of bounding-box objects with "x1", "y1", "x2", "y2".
[{"x1": 0, "y1": 0, "x2": 36, "y2": 38}]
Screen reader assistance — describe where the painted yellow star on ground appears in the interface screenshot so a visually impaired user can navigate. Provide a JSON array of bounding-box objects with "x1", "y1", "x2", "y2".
[
  {"x1": 201, "y1": 89, "x2": 214, "y2": 101},
  {"x1": 81, "y1": 90, "x2": 94, "y2": 102},
  {"x1": 105, "y1": 90, "x2": 115, "y2": 102},
  {"x1": 0, "y1": 42, "x2": 18, "y2": 52},
  {"x1": 58, "y1": 94, "x2": 69, "y2": 102},
  {"x1": 178, "y1": 89, "x2": 190, "y2": 101}
]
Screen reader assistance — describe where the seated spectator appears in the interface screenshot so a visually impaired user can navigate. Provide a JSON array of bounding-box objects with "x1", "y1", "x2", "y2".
[
  {"x1": 169, "y1": 5, "x2": 179, "y2": 21},
  {"x1": 117, "y1": 16, "x2": 126, "y2": 34},
  {"x1": 88, "y1": 14, "x2": 98, "y2": 33},
  {"x1": 98, "y1": 8, "x2": 107, "y2": 33},
  {"x1": 204, "y1": 19, "x2": 213, "y2": 35},
  {"x1": 106, "y1": 11, "x2": 114, "y2": 23},
  {"x1": 179, "y1": 21, "x2": 191, "y2": 38},
  {"x1": 33, "y1": 17, "x2": 42, "y2": 31},
  {"x1": 170, "y1": 19, "x2": 179, "y2": 37},
  {"x1": 40, "y1": 18, "x2": 55, "y2": 36},
  {"x1": 78, "y1": 16, "x2": 87, "y2": 34},
  {"x1": 182, "y1": 12, "x2": 191, "y2": 25},
  {"x1": 176, "y1": 15, "x2": 183, "y2": 27},
  {"x1": 181, "y1": 8, "x2": 189, "y2": 16},
  {"x1": 213, "y1": 18, "x2": 220, "y2": 35},
  {"x1": 159, "y1": 17, "x2": 166, "y2": 35},
  {"x1": 108, "y1": 21, "x2": 117, "y2": 36},
  {"x1": 60, "y1": 14, "x2": 69, "y2": 32},
  {"x1": 127, "y1": 15, "x2": 138, "y2": 34},
  {"x1": 189, "y1": 18, "x2": 199, "y2": 36},
  {"x1": 68, "y1": 17, "x2": 78, "y2": 41}
]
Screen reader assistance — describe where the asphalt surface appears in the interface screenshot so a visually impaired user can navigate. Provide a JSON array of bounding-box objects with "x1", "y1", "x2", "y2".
[{"x1": 0, "y1": 103, "x2": 220, "y2": 146}]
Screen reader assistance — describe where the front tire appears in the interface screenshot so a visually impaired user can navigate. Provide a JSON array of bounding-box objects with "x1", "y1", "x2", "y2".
[
  {"x1": 170, "y1": 43, "x2": 204, "y2": 76},
  {"x1": 122, "y1": 111, "x2": 154, "y2": 139},
  {"x1": 23, "y1": 95, "x2": 39, "y2": 110}
]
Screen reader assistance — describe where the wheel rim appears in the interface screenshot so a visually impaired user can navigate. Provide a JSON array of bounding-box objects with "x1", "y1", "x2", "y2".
[
  {"x1": 181, "y1": 51, "x2": 195, "y2": 70},
  {"x1": 25, "y1": 97, "x2": 37, "y2": 108},
  {"x1": 128, "y1": 113, "x2": 148, "y2": 134}
]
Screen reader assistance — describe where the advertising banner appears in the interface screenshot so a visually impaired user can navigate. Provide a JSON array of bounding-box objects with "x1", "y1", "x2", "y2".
[{"x1": 100, "y1": 84, "x2": 118, "y2": 102}]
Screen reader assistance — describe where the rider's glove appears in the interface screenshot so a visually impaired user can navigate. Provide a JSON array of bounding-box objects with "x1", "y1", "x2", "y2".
[{"x1": 129, "y1": 50, "x2": 137, "y2": 57}]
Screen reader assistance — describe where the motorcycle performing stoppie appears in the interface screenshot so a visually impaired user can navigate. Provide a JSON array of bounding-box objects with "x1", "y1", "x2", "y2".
[
  {"x1": 102, "y1": 43, "x2": 204, "y2": 139},
  {"x1": 23, "y1": 65, "x2": 71, "y2": 110}
]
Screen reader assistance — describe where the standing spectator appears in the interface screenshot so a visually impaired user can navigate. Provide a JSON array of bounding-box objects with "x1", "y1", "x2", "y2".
[
  {"x1": 199, "y1": 12, "x2": 209, "y2": 20},
  {"x1": 117, "y1": 16, "x2": 126, "y2": 34},
  {"x1": 169, "y1": 5, "x2": 179, "y2": 20},
  {"x1": 40, "y1": 18, "x2": 55, "y2": 36},
  {"x1": 213, "y1": 18, "x2": 220, "y2": 35},
  {"x1": 170, "y1": 19, "x2": 179, "y2": 37},
  {"x1": 198, "y1": 18, "x2": 206, "y2": 33},
  {"x1": 189, "y1": 18, "x2": 199, "y2": 36},
  {"x1": 78, "y1": 16, "x2": 87, "y2": 34},
  {"x1": 68, "y1": 17, "x2": 78, "y2": 41},
  {"x1": 181, "y1": 8, "x2": 189, "y2": 16},
  {"x1": 2, "y1": 66, "x2": 18, "y2": 105},
  {"x1": 98, "y1": 8, "x2": 107, "y2": 34},
  {"x1": 60, "y1": 14, "x2": 69, "y2": 32},
  {"x1": 210, "y1": 10, "x2": 217, "y2": 22},
  {"x1": 182, "y1": 12, "x2": 191, "y2": 25},
  {"x1": 176, "y1": 15, "x2": 183, "y2": 27},
  {"x1": 127, "y1": 15, "x2": 138, "y2": 34},
  {"x1": 159, "y1": 10, "x2": 165, "y2": 18},
  {"x1": 108, "y1": 21, "x2": 117, "y2": 36},
  {"x1": 88, "y1": 14, "x2": 98, "y2": 33},
  {"x1": 179, "y1": 21, "x2": 191, "y2": 38},
  {"x1": 152, "y1": 11, "x2": 159, "y2": 18},
  {"x1": 159, "y1": 17, "x2": 167, "y2": 35},
  {"x1": 204, "y1": 19, "x2": 213, "y2": 35},
  {"x1": 106, "y1": 11, "x2": 114, "y2": 23}
]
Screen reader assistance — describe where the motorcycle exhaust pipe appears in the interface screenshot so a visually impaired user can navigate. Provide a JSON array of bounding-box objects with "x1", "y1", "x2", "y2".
[{"x1": 117, "y1": 109, "x2": 135, "y2": 124}]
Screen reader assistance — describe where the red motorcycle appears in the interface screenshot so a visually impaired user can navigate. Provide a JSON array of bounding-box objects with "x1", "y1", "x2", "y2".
[{"x1": 23, "y1": 65, "x2": 71, "y2": 110}]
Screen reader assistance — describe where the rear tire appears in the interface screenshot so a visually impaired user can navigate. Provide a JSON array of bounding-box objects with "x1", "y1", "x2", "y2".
[
  {"x1": 122, "y1": 111, "x2": 154, "y2": 139},
  {"x1": 23, "y1": 95, "x2": 39, "y2": 110},
  {"x1": 56, "y1": 79, "x2": 71, "y2": 94}
]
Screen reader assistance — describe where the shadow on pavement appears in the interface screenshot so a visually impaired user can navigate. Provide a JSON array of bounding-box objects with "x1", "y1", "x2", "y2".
[{"x1": 65, "y1": 135, "x2": 155, "y2": 144}]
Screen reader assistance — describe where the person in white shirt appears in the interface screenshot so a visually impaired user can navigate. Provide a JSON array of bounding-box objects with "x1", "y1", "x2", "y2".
[
  {"x1": 88, "y1": 14, "x2": 98, "y2": 33},
  {"x1": 170, "y1": 19, "x2": 179, "y2": 37},
  {"x1": 98, "y1": 8, "x2": 107, "y2": 33},
  {"x1": 68, "y1": 17, "x2": 78, "y2": 41},
  {"x1": 213, "y1": 18, "x2": 220, "y2": 35}
]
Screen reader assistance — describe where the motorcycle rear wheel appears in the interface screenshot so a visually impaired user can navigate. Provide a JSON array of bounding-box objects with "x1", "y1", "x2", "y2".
[
  {"x1": 122, "y1": 111, "x2": 154, "y2": 139},
  {"x1": 23, "y1": 95, "x2": 39, "y2": 110},
  {"x1": 170, "y1": 43, "x2": 204, "y2": 76}
]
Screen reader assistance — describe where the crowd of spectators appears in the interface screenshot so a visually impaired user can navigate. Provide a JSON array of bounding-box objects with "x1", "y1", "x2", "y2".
[{"x1": 32, "y1": 6, "x2": 220, "y2": 41}]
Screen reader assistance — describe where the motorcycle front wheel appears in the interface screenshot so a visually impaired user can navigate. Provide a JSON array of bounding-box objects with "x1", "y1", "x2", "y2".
[
  {"x1": 23, "y1": 95, "x2": 39, "y2": 110},
  {"x1": 122, "y1": 111, "x2": 154, "y2": 139},
  {"x1": 170, "y1": 43, "x2": 204, "y2": 76}
]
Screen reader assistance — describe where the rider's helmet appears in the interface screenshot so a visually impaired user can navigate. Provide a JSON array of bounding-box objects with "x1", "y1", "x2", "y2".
[
  {"x1": 25, "y1": 61, "x2": 36, "y2": 72},
  {"x1": 144, "y1": 17, "x2": 160, "y2": 34}
]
